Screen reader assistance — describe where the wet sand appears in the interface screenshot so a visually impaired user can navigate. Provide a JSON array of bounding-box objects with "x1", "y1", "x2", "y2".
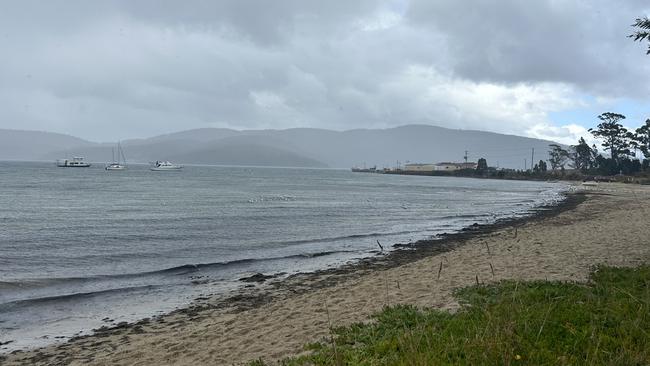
[{"x1": 3, "y1": 183, "x2": 650, "y2": 365}]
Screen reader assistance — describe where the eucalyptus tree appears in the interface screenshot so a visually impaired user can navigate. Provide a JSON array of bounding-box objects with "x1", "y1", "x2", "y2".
[
  {"x1": 634, "y1": 119, "x2": 650, "y2": 159},
  {"x1": 571, "y1": 137, "x2": 596, "y2": 172},
  {"x1": 548, "y1": 144, "x2": 570, "y2": 171},
  {"x1": 589, "y1": 113, "x2": 631, "y2": 164},
  {"x1": 630, "y1": 17, "x2": 650, "y2": 54}
]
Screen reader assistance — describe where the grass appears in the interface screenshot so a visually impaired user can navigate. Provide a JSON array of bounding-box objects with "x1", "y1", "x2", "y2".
[{"x1": 253, "y1": 265, "x2": 650, "y2": 365}]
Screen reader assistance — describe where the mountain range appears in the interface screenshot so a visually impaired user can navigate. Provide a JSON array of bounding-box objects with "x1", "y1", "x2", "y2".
[{"x1": 0, "y1": 125, "x2": 559, "y2": 169}]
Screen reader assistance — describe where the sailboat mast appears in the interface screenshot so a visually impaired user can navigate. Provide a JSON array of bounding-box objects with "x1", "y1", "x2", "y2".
[
  {"x1": 112, "y1": 147, "x2": 115, "y2": 164},
  {"x1": 120, "y1": 143, "x2": 126, "y2": 165}
]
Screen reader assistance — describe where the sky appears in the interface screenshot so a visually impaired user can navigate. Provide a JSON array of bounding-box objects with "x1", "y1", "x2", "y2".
[{"x1": 1, "y1": 0, "x2": 649, "y2": 144}]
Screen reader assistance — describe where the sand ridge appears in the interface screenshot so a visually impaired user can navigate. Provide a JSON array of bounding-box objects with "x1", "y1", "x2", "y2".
[{"x1": 3, "y1": 183, "x2": 650, "y2": 365}]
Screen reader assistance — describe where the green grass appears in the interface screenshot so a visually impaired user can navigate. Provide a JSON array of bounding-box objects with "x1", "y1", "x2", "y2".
[{"x1": 255, "y1": 265, "x2": 650, "y2": 365}]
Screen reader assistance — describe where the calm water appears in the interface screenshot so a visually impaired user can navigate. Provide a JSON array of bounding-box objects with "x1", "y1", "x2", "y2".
[{"x1": 0, "y1": 162, "x2": 567, "y2": 351}]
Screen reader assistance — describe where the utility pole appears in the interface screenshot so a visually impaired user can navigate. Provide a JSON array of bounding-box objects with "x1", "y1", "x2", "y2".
[
  {"x1": 531, "y1": 148, "x2": 535, "y2": 170},
  {"x1": 524, "y1": 159, "x2": 527, "y2": 171}
]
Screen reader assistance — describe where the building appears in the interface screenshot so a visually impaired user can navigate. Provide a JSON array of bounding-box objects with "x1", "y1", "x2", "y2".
[
  {"x1": 404, "y1": 163, "x2": 436, "y2": 172},
  {"x1": 457, "y1": 162, "x2": 478, "y2": 170},
  {"x1": 434, "y1": 162, "x2": 478, "y2": 171},
  {"x1": 403, "y1": 162, "x2": 479, "y2": 172}
]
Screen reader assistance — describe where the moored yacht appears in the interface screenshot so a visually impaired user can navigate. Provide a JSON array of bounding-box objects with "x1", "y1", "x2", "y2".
[
  {"x1": 105, "y1": 142, "x2": 127, "y2": 171},
  {"x1": 150, "y1": 161, "x2": 182, "y2": 171}
]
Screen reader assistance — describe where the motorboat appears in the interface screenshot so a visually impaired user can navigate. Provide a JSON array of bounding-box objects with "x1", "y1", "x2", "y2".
[
  {"x1": 150, "y1": 161, "x2": 183, "y2": 171},
  {"x1": 56, "y1": 157, "x2": 91, "y2": 167}
]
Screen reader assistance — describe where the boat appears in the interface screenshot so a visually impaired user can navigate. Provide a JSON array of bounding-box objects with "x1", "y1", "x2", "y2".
[
  {"x1": 56, "y1": 157, "x2": 91, "y2": 167},
  {"x1": 351, "y1": 163, "x2": 377, "y2": 173},
  {"x1": 150, "y1": 161, "x2": 183, "y2": 171},
  {"x1": 105, "y1": 142, "x2": 127, "y2": 171}
]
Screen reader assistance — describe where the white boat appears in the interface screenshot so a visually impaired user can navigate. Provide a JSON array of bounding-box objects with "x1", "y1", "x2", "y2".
[
  {"x1": 56, "y1": 157, "x2": 91, "y2": 167},
  {"x1": 105, "y1": 142, "x2": 127, "y2": 171},
  {"x1": 150, "y1": 161, "x2": 183, "y2": 171}
]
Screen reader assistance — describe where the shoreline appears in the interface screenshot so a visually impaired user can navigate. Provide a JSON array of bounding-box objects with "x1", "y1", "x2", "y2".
[{"x1": 6, "y1": 183, "x2": 650, "y2": 365}]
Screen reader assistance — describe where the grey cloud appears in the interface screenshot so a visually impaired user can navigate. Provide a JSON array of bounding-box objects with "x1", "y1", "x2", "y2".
[
  {"x1": 406, "y1": 0, "x2": 650, "y2": 96},
  {"x1": 0, "y1": 0, "x2": 648, "y2": 141}
]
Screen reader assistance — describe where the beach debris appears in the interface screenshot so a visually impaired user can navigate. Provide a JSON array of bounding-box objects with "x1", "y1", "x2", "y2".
[
  {"x1": 464, "y1": 223, "x2": 481, "y2": 231},
  {"x1": 489, "y1": 262, "x2": 495, "y2": 277},
  {"x1": 376, "y1": 240, "x2": 384, "y2": 252},
  {"x1": 239, "y1": 272, "x2": 274, "y2": 283},
  {"x1": 437, "y1": 261, "x2": 443, "y2": 279},
  {"x1": 475, "y1": 275, "x2": 480, "y2": 286},
  {"x1": 484, "y1": 241, "x2": 491, "y2": 255}
]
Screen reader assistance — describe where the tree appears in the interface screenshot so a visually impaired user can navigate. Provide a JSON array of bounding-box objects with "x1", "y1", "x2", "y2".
[
  {"x1": 571, "y1": 137, "x2": 596, "y2": 173},
  {"x1": 619, "y1": 157, "x2": 642, "y2": 175},
  {"x1": 533, "y1": 160, "x2": 547, "y2": 174},
  {"x1": 589, "y1": 113, "x2": 631, "y2": 164},
  {"x1": 476, "y1": 158, "x2": 488, "y2": 172},
  {"x1": 548, "y1": 144, "x2": 570, "y2": 170},
  {"x1": 630, "y1": 17, "x2": 650, "y2": 54},
  {"x1": 634, "y1": 119, "x2": 650, "y2": 160},
  {"x1": 595, "y1": 155, "x2": 618, "y2": 175}
]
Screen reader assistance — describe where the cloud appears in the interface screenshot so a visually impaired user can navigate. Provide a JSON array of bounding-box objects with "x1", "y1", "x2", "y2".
[
  {"x1": 527, "y1": 123, "x2": 594, "y2": 146},
  {"x1": 374, "y1": 65, "x2": 581, "y2": 135},
  {"x1": 405, "y1": 0, "x2": 650, "y2": 97},
  {"x1": 0, "y1": 0, "x2": 648, "y2": 142}
]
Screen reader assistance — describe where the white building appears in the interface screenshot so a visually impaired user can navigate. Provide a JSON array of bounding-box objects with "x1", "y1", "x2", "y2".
[
  {"x1": 404, "y1": 163, "x2": 436, "y2": 172},
  {"x1": 434, "y1": 162, "x2": 478, "y2": 171}
]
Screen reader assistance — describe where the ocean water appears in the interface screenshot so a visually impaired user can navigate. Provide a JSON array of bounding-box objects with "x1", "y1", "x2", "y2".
[{"x1": 0, "y1": 161, "x2": 567, "y2": 351}]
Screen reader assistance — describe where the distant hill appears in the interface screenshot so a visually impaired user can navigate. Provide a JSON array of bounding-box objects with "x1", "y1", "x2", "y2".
[
  {"x1": 0, "y1": 125, "x2": 561, "y2": 169},
  {"x1": 171, "y1": 138, "x2": 327, "y2": 167},
  {"x1": 0, "y1": 129, "x2": 93, "y2": 161}
]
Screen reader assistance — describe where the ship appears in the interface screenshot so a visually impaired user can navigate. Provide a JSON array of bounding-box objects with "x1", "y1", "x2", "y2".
[{"x1": 56, "y1": 157, "x2": 91, "y2": 167}]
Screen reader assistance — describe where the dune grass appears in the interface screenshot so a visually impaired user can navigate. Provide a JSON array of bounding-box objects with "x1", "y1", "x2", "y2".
[{"x1": 252, "y1": 265, "x2": 650, "y2": 365}]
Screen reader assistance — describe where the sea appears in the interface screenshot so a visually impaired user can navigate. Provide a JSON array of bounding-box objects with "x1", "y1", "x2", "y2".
[{"x1": 0, "y1": 161, "x2": 568, "y2": 351}]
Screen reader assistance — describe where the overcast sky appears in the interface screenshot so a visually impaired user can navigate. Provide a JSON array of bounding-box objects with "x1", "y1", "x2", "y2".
[{"x1": 1, "y1": 0, "x2": 649, "y2": 143}]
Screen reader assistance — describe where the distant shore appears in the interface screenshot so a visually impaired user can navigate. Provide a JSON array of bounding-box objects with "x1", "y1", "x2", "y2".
[
  {"x1": 356, "y1": 167, "x2": 650, "y2": 185},
  {"x1": 4, "y1": 183, "x2": 650, "y2": 365}
]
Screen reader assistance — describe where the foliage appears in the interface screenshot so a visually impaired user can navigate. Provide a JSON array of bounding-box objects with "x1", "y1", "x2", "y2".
[
  {"x1": 594, "y1": 155, "x2": 619, "y2": 175},
  {"x1": 589, "y1": 113, "x2": 631, "y2": 163},
  {"x1": 634, "y1": 119, "x2": 650, "y2": 159},
  {"x1": 476, "y1": 158, "x2": 488, "y2": 172},
  {"x1": 619, "y1": 157, "x2": 642, "y2": 175},
  {"x1": 548, "y1": 144, "x2": 570, "y2": 171},
  {"x1": 261, "y1": 266, "x2": 650, "y2": 366},
  {"x1": 570, "y1": 137, "x2": 596, "y2": 173},
  {"x1": 532, "y1": 159, "x2": 547, "y2": 174},
  {"x1": 630, "y1": 17, "x2": 650, "y2": 54}
]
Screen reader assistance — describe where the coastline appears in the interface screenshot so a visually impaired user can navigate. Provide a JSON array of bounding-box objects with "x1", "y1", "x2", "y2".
[{"x1": 4, "y1": 183, "x2": 650, "y2": 365}]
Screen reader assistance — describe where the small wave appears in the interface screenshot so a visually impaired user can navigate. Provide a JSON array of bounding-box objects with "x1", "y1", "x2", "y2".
[
  {"x1": 264, "y1": 230, "x2": 434, "y2": 248},
  {"x1": 437, "y1": 213, "x2": 491, "y2": 220},
  {"x1": 0, "y1": 284, "x2": 160, "y2": 311},
  {"x1": 0, "y1": 250, "x2": 359, "y2": 291},
  {"x1": 0, "y1": 250, "x2": 365, "y2": 309}
]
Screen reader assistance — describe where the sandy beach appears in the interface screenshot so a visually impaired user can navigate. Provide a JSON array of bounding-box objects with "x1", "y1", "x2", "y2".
[{"x1": 3, "y1": 182, "x2": 650, "y2": 366}]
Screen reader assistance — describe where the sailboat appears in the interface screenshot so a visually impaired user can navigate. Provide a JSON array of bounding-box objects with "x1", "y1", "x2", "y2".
[{"x1": 105, "y1": 142, "x2": 127, "y2": 171}]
